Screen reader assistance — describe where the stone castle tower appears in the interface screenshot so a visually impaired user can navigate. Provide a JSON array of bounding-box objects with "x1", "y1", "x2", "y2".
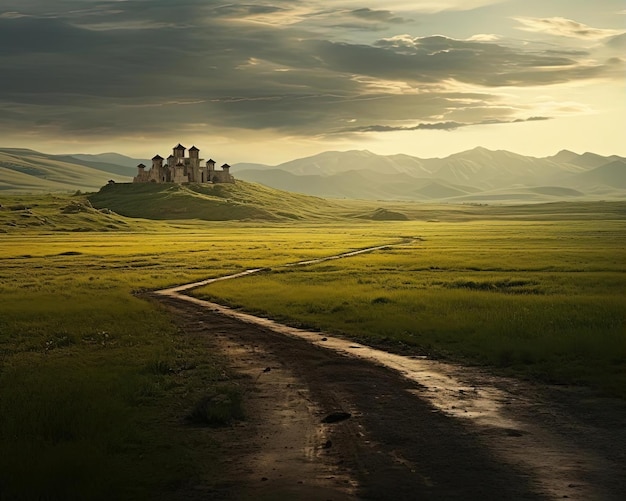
[{"x1": 134, "y1": 144, "x2": 234, "y2": 184}]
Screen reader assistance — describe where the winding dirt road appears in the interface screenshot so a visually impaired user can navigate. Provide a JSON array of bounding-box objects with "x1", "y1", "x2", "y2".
[{"x1": 153, "y1": 245, "x2": 626, "y2": 500}]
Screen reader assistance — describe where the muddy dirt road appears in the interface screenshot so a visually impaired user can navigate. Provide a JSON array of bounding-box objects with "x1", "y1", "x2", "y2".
[
  {"x1": 152, "y1": 246, "x2": 625, "y2": 500},
  {"x1": 155, "y1": 295, "x2": 625, "y2": 500}
]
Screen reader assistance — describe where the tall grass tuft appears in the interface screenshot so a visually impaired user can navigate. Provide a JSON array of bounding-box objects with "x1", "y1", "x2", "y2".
[{"x1": 187, "y1": 385, "x2": 245, "y2": 427}]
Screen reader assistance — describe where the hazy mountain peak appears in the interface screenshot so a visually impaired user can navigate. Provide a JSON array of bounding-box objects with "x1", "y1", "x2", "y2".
[
  {"x1": 555, "y1": 149, "x2": 577, "y2": 157},
  {"x1": 236, "y1": 147, "x2": 626, "y2": 201}
]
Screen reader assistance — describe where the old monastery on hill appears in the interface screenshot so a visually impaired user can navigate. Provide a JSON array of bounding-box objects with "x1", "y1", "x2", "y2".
[{"x1": 133, "y1": 144, "x2": 234, "y2": 184}]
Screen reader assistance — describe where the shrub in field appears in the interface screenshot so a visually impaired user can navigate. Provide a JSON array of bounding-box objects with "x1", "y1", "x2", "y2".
[{"x1": 187, "y1": 386, "x2": 245, "y2": 427}]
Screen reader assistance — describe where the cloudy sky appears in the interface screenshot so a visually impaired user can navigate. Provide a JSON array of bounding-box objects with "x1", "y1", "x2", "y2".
[{"x1": 1, "y1": 0, "x2": 624, "y2": 163}]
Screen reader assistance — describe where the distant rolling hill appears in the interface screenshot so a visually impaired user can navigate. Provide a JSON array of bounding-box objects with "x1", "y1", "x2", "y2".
[
  {"x1": 1, "y1": 146, "x2": 625, "y2": 202},
  {"x1": 569, "y1": 160, "x2": 626, "y2": 189},
  {"x1": 0, "y1": 147, "x2": 134, "y2": 192},
  {"x1": 276, "y1": 149, "x2": 431, "y2": 176},
  {"x1": 70, "y1": 152, "x2": 148, "y2": 169}
]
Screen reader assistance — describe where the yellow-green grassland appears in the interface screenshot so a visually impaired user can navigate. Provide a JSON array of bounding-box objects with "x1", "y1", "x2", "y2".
[{"x1": 1, "y1": 186, "x2": 624, "y2": 499}]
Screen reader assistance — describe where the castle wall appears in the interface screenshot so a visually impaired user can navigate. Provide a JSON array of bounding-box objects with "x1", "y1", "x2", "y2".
[
  {"x1": 133, "y1": 168, "x2": 150, "y2": 183},
  {"x1": 211, "y1": 171, "x2": 235, "y2": 183},
  {"x1": 133, "y1": 144, "x2": 234, "y2": 185},
  {"x1": 173, "y1": 165, "x2": 188, "y2": 183}
]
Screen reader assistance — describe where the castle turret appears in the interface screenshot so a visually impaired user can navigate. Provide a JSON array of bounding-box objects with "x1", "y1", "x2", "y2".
[
  {"x1": 219, "y1": 164, "x2": 233, "y2": 183},
  {"x1": 152, "y1": 154, "x2": 163, "y2": 169},
  {"x1": 150, "y1": 155, "x2": 164, "y2": 182},
  {"x1": 173, "y1": 144, "x2": 186, "y2": 159},
  {"x1": 206, "y1": 159, "x2": 215, "y2": 181},
  {"x1": 133, "y1": 163, "x2": 148, "y2": 183},
  {"x1": 189, "y1": 145, "x2": 199, "y2": 159}
]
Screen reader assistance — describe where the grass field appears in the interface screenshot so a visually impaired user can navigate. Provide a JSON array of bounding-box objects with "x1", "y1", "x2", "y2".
[
  {"x1": 0, "y1": 234, "x2": 234, "y2": 499},
  {"x1": 1, "y1": 192, "x2": 625, "y2": 497},
  {"x1": 193, "y1": 219, "x2": 626, "y2": 398}
]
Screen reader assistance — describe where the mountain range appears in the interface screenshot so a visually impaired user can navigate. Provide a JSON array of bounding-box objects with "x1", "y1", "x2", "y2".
[
  {"x1": 235, "y1": 148, "x2": 626, "y2": 202},
  {"x1": 1, "y1": 146, "x2": 624, "y2": 202}
]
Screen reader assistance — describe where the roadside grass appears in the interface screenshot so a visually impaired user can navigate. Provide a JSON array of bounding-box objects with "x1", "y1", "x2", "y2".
[
  {"x1": 0, "y1": 203, "x2": 405, "y2": 498},
  {"x1": 194, "y1": 220, "x2": 626, "y2": 398},
  {"x1": 0, "y1": 272, "x2": 235, "y2": 499}
]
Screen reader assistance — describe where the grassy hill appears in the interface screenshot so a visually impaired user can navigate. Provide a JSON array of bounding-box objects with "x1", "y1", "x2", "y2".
[
  {"x1": 87, "y1": 181, "x2": 350, "y2": 221},
  {"x1": 0, "y1": 148, "x2": 133, "y2": 193},
  {"x1": 0, "y1": 193, "x2": 148, "y2": 234}
]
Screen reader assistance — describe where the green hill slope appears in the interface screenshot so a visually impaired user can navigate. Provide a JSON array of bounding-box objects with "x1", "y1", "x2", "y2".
[
  {"x1": 0, "y1": 193, "x2": 147, "y2": 233},
  {"x1": 88, "y1": 181, "x2": 348, "y2": 221},
  {"x1": 52, "y1": 155, "x2": 136, "y2": 177},
  {"x1": 0, "y1": 148, "x2": 133, "y2": 192}
]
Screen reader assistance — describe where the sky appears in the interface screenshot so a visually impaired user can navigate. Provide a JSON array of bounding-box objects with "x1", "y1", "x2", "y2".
[{"x1": 1, "y1": 0, "x2": 624, "y2": 164}]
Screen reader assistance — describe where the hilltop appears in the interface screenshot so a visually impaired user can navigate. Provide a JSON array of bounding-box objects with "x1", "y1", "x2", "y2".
[{"x1": 87, "y1": 181, "x2": 349, "y2": 221}]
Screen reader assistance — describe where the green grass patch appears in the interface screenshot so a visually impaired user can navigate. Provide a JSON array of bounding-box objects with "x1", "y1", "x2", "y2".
[{"x1": 194, "y1": 219, "x2": 626, "y2": 398}]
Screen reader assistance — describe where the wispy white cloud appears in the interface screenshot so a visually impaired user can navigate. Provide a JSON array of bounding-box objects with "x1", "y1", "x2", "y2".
[
  {"x1": 467, "y1": 34, "x2": 500, "y2": 42},
  {"x1": 332, "y1": 0, "x2": 506, "y2": 14},
  {"x1": 514, "y1": 16, "x2": 625, "y2": 40},
  {"x1": 0, "y1": 11, "x2": 29, "y2": 18}
]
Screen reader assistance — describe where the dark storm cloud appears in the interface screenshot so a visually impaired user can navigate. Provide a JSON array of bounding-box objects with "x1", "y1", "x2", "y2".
[
  {"x1": 0, "y1": 16, "x2": 104, "y2": 54},
  {"x1": 0, "y1": 0, "x2": 619, "y2": 140}
]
